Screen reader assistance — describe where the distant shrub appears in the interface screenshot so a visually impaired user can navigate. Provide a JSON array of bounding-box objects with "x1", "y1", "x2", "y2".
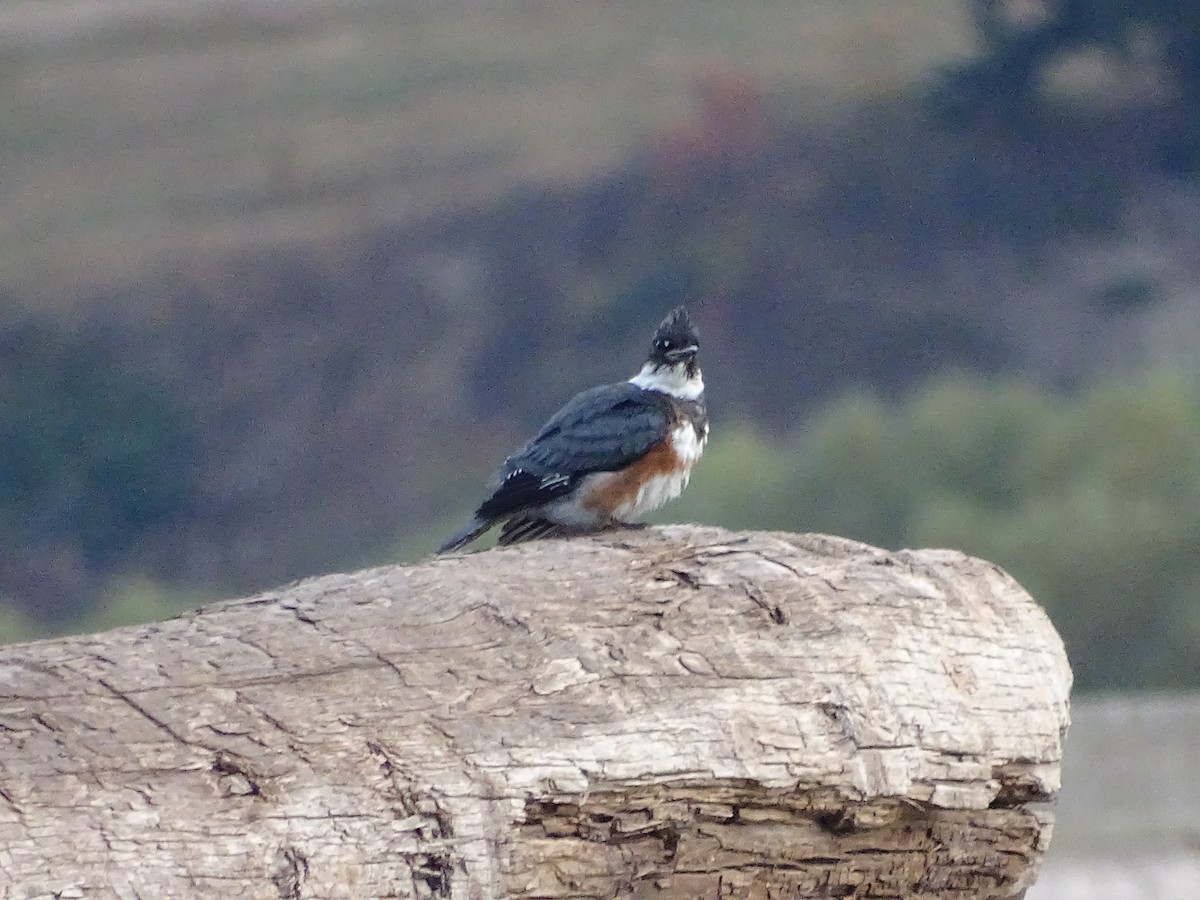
[
  {"x1": 0, "y1": 600, "x2": 36, "y2": 645},
  {"x1": 0, "y1": 317, "x2": 199, "y2": 621},
  {"x1": 936, "y1": 0, "x2": 1200, "y2": 171},
  {"x1": 668, "y1": 370, "x2": 1200, "y2": 691},
  {"x1": 77, "y1": 575, "x2": 207, "y2": 636}
]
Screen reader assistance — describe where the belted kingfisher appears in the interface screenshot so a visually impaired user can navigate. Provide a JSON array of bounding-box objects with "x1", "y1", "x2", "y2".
[{"x1": 436, "y1": 306, "x2": 708, "y2": 553}]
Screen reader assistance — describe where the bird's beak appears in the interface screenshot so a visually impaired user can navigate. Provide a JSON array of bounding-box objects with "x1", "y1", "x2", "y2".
[{"x1": 664, "y1": 345, "x2": 699, "y2": 363}]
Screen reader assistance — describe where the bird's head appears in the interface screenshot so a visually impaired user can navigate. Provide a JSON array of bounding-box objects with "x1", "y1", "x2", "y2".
[
  {"x1": 630, "y1": 306, "x2": 704, "y2": 400},
  {"x1": 648, "y1": 305, "x2": 700, "y2": 368}
]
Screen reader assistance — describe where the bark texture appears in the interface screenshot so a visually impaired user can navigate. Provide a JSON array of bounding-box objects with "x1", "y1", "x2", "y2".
[{"x1": 0, "y1": 526, "x2": 1071, "y2": 899}]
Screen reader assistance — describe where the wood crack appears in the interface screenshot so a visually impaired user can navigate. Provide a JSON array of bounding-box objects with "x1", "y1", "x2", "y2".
[{"x1": 96, "y1": 677, "x2": 205, "y2": 752}]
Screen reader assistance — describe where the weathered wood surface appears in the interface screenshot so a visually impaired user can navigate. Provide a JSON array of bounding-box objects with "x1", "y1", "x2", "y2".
[{"x1": 0, "y1": 526, "x2": 1071, "y2": 899}]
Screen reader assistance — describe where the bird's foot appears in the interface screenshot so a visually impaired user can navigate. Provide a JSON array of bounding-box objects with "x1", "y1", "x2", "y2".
[{"x1": 605, "y1": 519, "x2": 647, "y2": 531}]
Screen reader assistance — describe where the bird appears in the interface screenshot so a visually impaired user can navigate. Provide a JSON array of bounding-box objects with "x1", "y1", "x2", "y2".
[{"x1": 436, "y1": 306, "x2": 708, "y2": 554}]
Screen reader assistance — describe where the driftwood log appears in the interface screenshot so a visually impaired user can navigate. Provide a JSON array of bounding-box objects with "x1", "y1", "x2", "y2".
[{"x1": 0, "y1": 526, "x2": 1071, "y2": 899}]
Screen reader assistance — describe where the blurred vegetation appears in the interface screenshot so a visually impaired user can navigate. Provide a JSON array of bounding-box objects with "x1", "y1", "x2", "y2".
[
  {"x1": 0, "y1": 601, "x2": 37, "y2": 646},
  {"x1": 669, "y1": 370, "x2": 1200, "y2": 692},
  {"x1": 938, "y1": 0, "x2": 1200, "y2": 170},
  {"x1": 75, "y1": 576, "x2": 208, "y2": 636},
  {"x1": 956, "y1": 0, "x2": 1199, "y2": 95},
  {"x1": 0, "y1": 577, "x2": 206, "y2": 646},
  {"x1": 0, "y1": 315, "x2": 200, "y2": 622}
]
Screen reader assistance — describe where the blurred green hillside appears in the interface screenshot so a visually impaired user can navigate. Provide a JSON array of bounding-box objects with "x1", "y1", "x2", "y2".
[{"x1": 3, "y1": 1, "x2": 1200, "y2": 692}]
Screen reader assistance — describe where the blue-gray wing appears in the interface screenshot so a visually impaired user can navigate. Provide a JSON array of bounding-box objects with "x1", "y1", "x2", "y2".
[
  {"x1": 477, "y1": 383, "x2": 670, "y2": 519},
  {"x1": 519, "y1": 383, "x2": 671, "y2": 473}
]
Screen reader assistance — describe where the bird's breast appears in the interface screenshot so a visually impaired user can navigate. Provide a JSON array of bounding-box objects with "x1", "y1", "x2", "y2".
[
  {"x1": 579, "y1": 420, "x2": 706, "y2": 522},
  {"x1": 671, "y1": 417, "x2": 707, "y2": 466}
]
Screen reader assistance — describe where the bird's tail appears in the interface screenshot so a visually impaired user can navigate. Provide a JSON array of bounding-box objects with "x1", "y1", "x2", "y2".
[
  {"x1": 435, "y1": 517, "x2": 491, "y2": 554},
  {"x1": 496, "y1": 514, "x2": 566, "y2": 546}
]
